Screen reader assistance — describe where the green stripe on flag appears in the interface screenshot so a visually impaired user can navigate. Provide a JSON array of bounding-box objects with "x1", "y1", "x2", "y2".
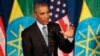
[
  {"x1": 18, "y1": 0, "x2": 34, "y2": 16},
  {"x1": 86, "y1": 0, "x2": 100, "y2": 17}
]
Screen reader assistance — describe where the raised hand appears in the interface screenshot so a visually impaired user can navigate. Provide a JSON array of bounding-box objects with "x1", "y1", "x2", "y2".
[{"x1": 60, "y1": 24, "x2": 75, "y2": 38}]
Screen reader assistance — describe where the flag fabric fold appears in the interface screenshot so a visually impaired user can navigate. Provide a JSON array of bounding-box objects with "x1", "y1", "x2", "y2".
[
  {"x1": 0, "y1": 17, "x2": 5, "y2": 56},
  {"x1": 0, "y1": 8, "x2": 5, "y2": 56},
  {"x1": 7, "y1": 0, "x2": 35, "y2": 56},
  {"x1": 75, "y1": 0, "x2": 100, "y2": 56},
  {"x1": 49, "y1": 0, "x2": 73, "y2": 56},
  {"x1": 49, "y1": 0, "x2": 83, "y2": 56}
]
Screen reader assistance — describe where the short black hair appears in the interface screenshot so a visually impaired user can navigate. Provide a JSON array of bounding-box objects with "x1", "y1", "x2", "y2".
[{"x1": 33, "y1": 2, "x2": 49, "y2": 13}]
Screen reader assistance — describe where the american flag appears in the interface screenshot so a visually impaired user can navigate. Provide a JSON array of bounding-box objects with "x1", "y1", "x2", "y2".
[{"x1": 49, "y1": 0, "x2": 73, "y2": 56}]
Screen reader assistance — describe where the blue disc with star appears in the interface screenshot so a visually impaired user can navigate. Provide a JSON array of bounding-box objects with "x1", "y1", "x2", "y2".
[
  {"x1": 75, "y1": 17, "x2": 100, "y2": 56},
  {"x1": 7, "y1": 16, "x2": 35, "y2": 56}
]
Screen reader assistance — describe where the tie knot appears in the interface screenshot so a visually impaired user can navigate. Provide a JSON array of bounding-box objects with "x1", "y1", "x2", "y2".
[
  {"x1": 42, "y1": 26, "x2": 47, "y2": 35},
  {"x1": 42, "y1": 26, "x2": 46, "y2": 29}
]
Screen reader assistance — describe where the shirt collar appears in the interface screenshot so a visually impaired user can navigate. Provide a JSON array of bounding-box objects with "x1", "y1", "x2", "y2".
[{"x1": 36, "y1": 21, "x2": 47, "y2": 29}]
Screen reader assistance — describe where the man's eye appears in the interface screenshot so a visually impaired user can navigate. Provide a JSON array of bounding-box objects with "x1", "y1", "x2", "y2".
[{"x1": 40, "y1": 13, "x2": 44, "y2": 15}]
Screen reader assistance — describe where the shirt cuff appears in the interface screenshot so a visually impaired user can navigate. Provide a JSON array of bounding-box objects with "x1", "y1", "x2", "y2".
[{"x1": 64, "y1": 36, "x2": 74, "y2": 42}]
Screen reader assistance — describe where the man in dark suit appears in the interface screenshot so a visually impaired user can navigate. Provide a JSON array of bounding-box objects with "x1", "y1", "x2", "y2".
[{"x1": 22, "y1": 2, "x2": 74, "y2": 56}]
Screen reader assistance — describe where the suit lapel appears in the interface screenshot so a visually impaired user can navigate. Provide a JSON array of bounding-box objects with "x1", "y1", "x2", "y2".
[
  {"x1": 33, "y1": 22, "x2": 48, "y2": 48},
  {"x1": 47, "y1": 22, "x2": 57, "y2": 55}
]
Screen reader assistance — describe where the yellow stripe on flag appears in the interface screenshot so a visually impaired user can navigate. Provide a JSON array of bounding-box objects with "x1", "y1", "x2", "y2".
[
  {"x1": 79, "y1": 0, "x2": 92, "y2": 22},
  {"x1": 9, "y1": 0, "x2": 23, "y2": 23}
]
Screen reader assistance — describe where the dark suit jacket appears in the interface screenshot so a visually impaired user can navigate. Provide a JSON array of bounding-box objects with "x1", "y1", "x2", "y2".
[{"x1": 22, "y1": 22, "x2": 74, "y2": 56}]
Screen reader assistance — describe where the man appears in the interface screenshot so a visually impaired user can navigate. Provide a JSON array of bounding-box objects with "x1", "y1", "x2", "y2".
[{"x1": 22, "y1": 2, "x2": 74, "y2": 56}]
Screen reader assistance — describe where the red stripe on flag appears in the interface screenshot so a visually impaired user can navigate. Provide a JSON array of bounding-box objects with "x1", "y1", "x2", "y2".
[
  {"x1": 63, "y1": 52, "x2": 69, "y2": 56},
  {"x1": 0, "y1": 45, "x2": 4, "y2": 56},
  {"x1": 0, "y1": 16, "x2": 5, "y2": 56},
  {"x1": 0, "y1": 17, "x2": 5, "y2": 37},
  {"x1": 58, "y1": 18, "x2": 67, "y2": 32}
]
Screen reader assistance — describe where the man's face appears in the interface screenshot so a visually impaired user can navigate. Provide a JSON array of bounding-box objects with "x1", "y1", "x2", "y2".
[{"x1": 34, "y1": 6, "x2": 50, "y2": 25}]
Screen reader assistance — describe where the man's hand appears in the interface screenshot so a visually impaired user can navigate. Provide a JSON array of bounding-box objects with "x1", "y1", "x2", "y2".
[{"x1": 60, "y1": 24, "x2": 75, "y2": 38}]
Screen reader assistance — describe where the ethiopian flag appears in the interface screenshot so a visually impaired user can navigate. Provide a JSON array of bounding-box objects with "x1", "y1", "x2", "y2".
[
  {"x1": 75, "y1": 0, "x2": 100, "y2": 56},
  {"x1": 7, "y1": 0, "x2": 35, "y2": 56}
]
